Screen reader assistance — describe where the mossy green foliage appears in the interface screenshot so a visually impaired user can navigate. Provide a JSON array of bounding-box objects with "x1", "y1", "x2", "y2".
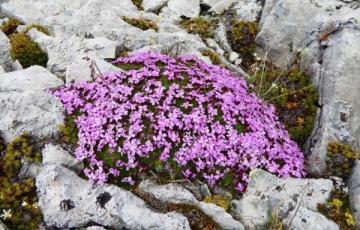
[
  {"x1": 180, "y1": 17, "x2": 215, "y2": 40},
  {"x1": 325, "y1": 141, "x2": 359, "y2": 180},
  {"x1": 318, "y1": 190, "x2": 356, "y2": 230},
  {"x1": 228, "y1": 20, "x2": 258, "y2": 70},
  {"x1": 250, "y1": 65, "x2": 318, "y2": 147},
  {"x1": 131, "y1": 0, "x2": 143, "y2": 10},
  {"x1": 122, "y1": 16, "x2": 158, "y2": 32},
  {"x1": 59, "y1": 115, "x2": 79, "y2": 147},
  {"x1": 9, "y1": 24, "x2": 49, "y2": 68},
  {"x1": 201, "y1": 50, "x2": 222, "y2": 65},
  {"x1": 1, "y1": 18, "x2": 22, "y2": 36},
  {"x1": 0, "y1": 135, "x2": 42, "y2": 230}
]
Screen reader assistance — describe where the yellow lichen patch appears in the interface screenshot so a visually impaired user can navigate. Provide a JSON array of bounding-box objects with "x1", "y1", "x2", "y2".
[
  {"x1": 0, "y1": 134, "x2": 42, "y2": 230},
  {"x1": 1, "y1": 18, "x2": 22, "y2": 36},
  {"x1": 203, "y1": 195, "x2": 231, "y2": 211},
  {"x1": 180, "y1": 17, "x2": 215, "y2": 40},
  {"x1": 122, "y1": 16, "x2": 158, "y2": 32}
]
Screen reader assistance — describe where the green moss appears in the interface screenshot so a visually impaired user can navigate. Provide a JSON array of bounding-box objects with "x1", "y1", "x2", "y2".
[
  {"x1": 318, "y1": 190, "x2": 356, "y2": 230},
  {"x1": 58, "y1": 115, "x2": 79, "y2": 147},
  {"x1": 229, "y1": 21, "x2": 258, "y2": 56},
  {"x1": 0, "y1": 134, "x2": 42, "y2": 230},
  {"x1": 325, "y1": 141, "x2": 359, "y2": 180},
  {"x1": 24, "y1": 24, "x2": 50, "y2": 35},
  {"x1": 1, "y1": 18, "x2": 22, "y2": 36},
  {"x1": 131, "y1": 0, "x2": 143, "y2": 10},
  {"x1": 180, "y1": 17, "x2": 215, "y2": 40},
  {"x1": 228, "y1": 20, "x2": 258, "y2": 70},
  {"x1": 122, "y1": 16, "x2": 158, "y2": 32},
  {"x1": 10, "y1": 32, "x2": 48, "y2": 68},
  {"x1": 201, "y1": 50, "x2": 222, "y2": 65},
  {"x1": 250, "y1": 65, "x2": 318, "y2": 147}
]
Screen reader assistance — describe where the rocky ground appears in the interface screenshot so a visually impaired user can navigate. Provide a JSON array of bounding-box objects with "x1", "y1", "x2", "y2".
[{"x1": 0, "y1": 0, "x2": 359, "y2": 229}]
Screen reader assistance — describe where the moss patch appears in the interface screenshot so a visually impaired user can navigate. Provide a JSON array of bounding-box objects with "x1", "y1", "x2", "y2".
[
  {"x1": 58, "y1": 115, "x2": 79, "y2": 148},
  {"x1": 325, "y1": 141, "x2": 359, "y2": 180},
  {"x1": 201, "y1": 50, "x2": 222, "y2": 65},
  {"x1": 228, "y1": 20, "x2": 258, "y2": 70},
  {"x1": 180, "y1": 17, "x2": 216, "y2": 40},
  {"x1": 10, "y1": 31, "x2": 48, "y2": 68},
  {"x1": 122, "y1": 16, "x2": 158, "y2": 32},
  {"x1": 1, "y1": 18, "x2": 23, "y2": 36},
  {"x1": 0, "y1": 134, "x2": 42, "y2": 230}
]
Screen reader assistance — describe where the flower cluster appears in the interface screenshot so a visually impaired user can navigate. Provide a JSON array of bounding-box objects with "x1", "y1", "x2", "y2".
[{"x1": 52, "y1": 52, "x2": 305, "y2": 192}]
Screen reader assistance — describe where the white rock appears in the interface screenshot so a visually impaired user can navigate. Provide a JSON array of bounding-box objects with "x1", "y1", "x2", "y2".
[
  {"x1": 234, "y1": 0, "x2": 263, "y2": 21},
  {"x1": 231, "y1": 169, "x2": 334, "y2": 229},
  {"x1": 303, "y1": 27, "x2": 360, "y2": 176},
  {"x1": 138, "y1": 179, "x2": 244, "y2": 230},
  {"x1": 256, "y1": 0, "x2": 359, "y2": 68},
  {"x1": 0, "y1": 30, "x2": 13, "y2": 71},
  {"x1": 282, "y1": 205, "x2": 339, "y2": 230},
  {"x1": 27, "y1": 30, "x2": 117, "y2": 77},
  {"x1": 42, "y1": 144, "x2": 83, "y2": 172},
  {"x1": 66, "y1": 58, "x2": 121, "y2": 84},
  {"x1": 167, "y1": 0, "x2": 200, "y2": 18},
  {"x1": 36, "y1": 164, "x2": 191, "y2": 229},
  {"x1": 142, "y1": 0, "x2": 168, "y2": 12},
  {"x1": 209, "y1": 0, "x2": 238, "y2": 14},
  {"x1": 0, "y1": 66, "x2": 64, "y2": 142},
  {"x1": 349, "y1": 160, "x2": 360, "y2": 225},
  {"x1": 0, "y1": 65, "x2": 63, "y2": 92},
  {"x1": 0, "y1": 65, "x2": 4, "y2": 74},
  {"x1": 228, "y1": 51, "x2": 240, "y2": 63}
]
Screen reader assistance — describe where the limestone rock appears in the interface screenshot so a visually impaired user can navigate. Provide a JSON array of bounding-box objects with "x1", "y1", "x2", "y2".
[
  {"x1": 142, "y1": 0, "x2": 168, "y2": 12},
  {"x1": 0, "y1": 66, "x2": 64, "y2": 142},
  {"x1": 234, "y1": 0, "x2": 263, "y2": 21},
  {"x1": 256, "y1": 0, "x2": 359, "y2": 68},
  {"x1": 349, "y1": 160, "x2": 360, "y2": 225},
  {"x1": 167, "y1": 0, "x2": 200, "y2": 18},
  {"x1": 42, "y1": 144, "x2": 84, "y2": 172},
  {"x1": 66, "y1": 58, "x2": 121, "y2": 84},
  {"x1": 138, "y1": 179, "x2": 244, "y2": 230},
  {"x1": 303, "y1": 27, "x2": 360, "y2": 176},
  {"x1": 231, "y1": 169, "x2": 335, "y2": 229},
  {"x1": 0, "y1": 30, "x2": 13, "y2": 71},
  {"x1": 27, "y1": 29, "x2": 117, "y2": 77},
  {"x1": 282, "y1": 205, "x2": 339, "y2": 230},
  {"x1": 36, "y1": 164, "x2": 191, "y2": 229}
]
